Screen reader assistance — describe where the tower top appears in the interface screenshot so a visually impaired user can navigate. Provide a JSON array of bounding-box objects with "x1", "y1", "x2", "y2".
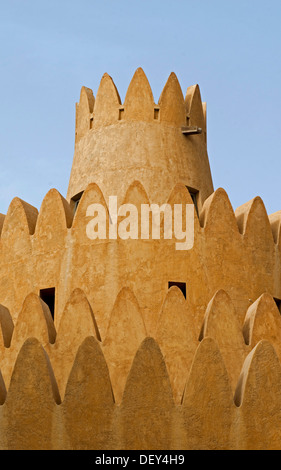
[{"x1": 67, "y1": 68, "x2": 213, "y2": 209}]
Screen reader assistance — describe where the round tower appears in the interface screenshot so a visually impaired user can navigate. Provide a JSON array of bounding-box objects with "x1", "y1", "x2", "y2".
[{"x1": 67, "y1": 68, "x2": 214, "y2": 210}]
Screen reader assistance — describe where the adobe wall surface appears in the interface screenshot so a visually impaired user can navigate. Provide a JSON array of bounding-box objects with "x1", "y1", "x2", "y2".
[
  {"x1": 0, "y1": 70, "x2": 281, "y2": 449},
  {"x1": 0, "y1": 182, "x2": 280, "y2": 338},
  {"x1": 0, "y1": 182, "x2": 280, "y2": 448},
  {"x1": 67, "y1": 69, "x2": 214, "y2": 209}
]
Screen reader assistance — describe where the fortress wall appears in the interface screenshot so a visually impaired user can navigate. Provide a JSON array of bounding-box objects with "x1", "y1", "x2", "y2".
[
  {"x1": 0, "y1": 334, "x2": 281, "y2": 449},
  {"x1": 0, "y1": 67, "x2": 280, "y2": 447},
  {"x1": 0, "y1": 182, "x2": 280, "y2": 394},
  {"x1": 0, "y1": 182, "x2": 277, "y2": 335}
]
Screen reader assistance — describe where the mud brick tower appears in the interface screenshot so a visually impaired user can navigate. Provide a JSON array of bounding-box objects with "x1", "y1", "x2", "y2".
[{"x1": 0, "y1": 68, "x2": 281, "y2": 450}]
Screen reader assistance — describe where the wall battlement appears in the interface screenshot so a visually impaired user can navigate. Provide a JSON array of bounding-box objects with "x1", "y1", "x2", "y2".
[
  {"x1": 67, "y1": 69, "x2": 213, "y2": 209},
  {"x1": 0, "y1": 294, "x2": 281, "y2": 449},
  {"x1": 1, "y1": 70, "x2": 281, "y2": 449},
  {"x1": 0, "y1": 183, "x2": 280, "y2": 335},
  {"x1": 74, "y1": 68, "x2": 206, "y2": 142}
]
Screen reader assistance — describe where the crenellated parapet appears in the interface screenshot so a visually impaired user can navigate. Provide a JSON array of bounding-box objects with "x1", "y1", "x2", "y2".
[
  {"x1": 0, "y1": 182, "x2": 280, "y2": 335},
  {"x1": 0, "y1": 183, "x2": 280, "y2": 397},
  {"x1": 74, "y1": 69, "x2": 205, "y2": 140},
  {"x1": 67, "y1": 68, "x2": 213, "y2": 209},
  {"x1": 0, "y1": 286, "x2": 281, "y2": 449}
]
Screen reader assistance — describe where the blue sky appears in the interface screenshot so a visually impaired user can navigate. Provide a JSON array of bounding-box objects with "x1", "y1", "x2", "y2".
[{"x1": 0, "y1": 0, "x2": 281, "y2": 215}]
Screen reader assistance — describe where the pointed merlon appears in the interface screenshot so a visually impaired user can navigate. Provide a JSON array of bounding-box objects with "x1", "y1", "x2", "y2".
[
  {"x1": 64, "y1": 336, "x2": 114, "y2": 406},
  {"x1": 234, "y1": 340, "x2": 281, "y2": 407},
  {"x1": 1, "y1": 197, "x2": 38, "y2": 238},
  {"x1": 63, "y1": 336, "x2": 115, "y2": 450},
  {"x1": 235, "y1": 196, "x2": 273, "y2": 238},
  {"x1": 9, "y1": 337, "x2": 60, "y2": 403},
  {"x1": 72, "y1": 182, "x2": 109, "y2": 232},
  {"x1": 158, "y1": 72, "x2": 186, "y2": 126},
  {"x1": 34, "y1": 189, "x2": 73, "y2": 243},
  {"x1": 12, "y1": 293, "x2": 56, "y2": 347},
  {"x1": 80, "y1": 86, "x2": 95, "y2": 113},
  {"x1": 167, "y1": 183, "x2": 200, "y2": 229},
  {"x1": 93, "y1": 73, "x2": 121, "y2": 127},
  {"x1": 167, "y1": 182, "x2": 194, "y2": 204},
  {"x1": 102, "y1": 287, "x2": 147, "y2": 404},
  {"x1": 56, "y1": 288, "x2": 101, "y2": 342},
  {"x1": 122, "y1": 180, "x2": 150, "y2": 206},
  {"x1": 155, "y1": 286, "x2": 198, "y2": 404},
  {"x1": 120, "y1": 337, "x2": 174, "y2": 450},
  {"x1": 5, "y1": 338, "x2": 60, "y2": 450},
  {"x1": 53, "y1": 288, "x2": 101, "y2": 397},
  {"x1": 121, "y1": 180, "x2": 150, "y2": 240},
  {"x1": 185, "y1": 84, "x2": 205, "y2": 129},
  {"x1": 182, "y1": 337, "x2": 234, "y2": 450},
  {"x1": 0, "y1": 198, "x2": 38, "y2": 263},
  {"x1": 199, "y1": 289, "x2": 246, "y2": 391},
  {"x1": 234, "y1": 340, "x2": 281, "y2": 449},
  {"x1": 200, "y1": 289, "x2": 243, "y2": 346},
  {"x1": 75, "y1": 86, "x2": 95, "y2": 142},
  {"x1": 199, "y1": 187, "x2": 239, "y2": 235},
  {"x1": 243, "y1": 293, "x2": 281, "y2": 360},
  {"x1": 124, "y1": 68, "x2": 155, "y2": 122}
]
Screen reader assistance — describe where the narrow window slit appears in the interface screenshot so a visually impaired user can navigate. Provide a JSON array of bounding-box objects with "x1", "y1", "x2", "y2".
[
  {"x1": 154, "y1": 108, "x2": 160, "y2": 120},
  {"x1": 119, "y1": 108, "x2": 124, "y2": 120}
]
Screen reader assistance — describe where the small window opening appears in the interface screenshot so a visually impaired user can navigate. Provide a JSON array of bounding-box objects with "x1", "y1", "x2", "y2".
[
  {"x1": 186, "y1": 186, "x2": 199, "y2": 216},
  {"x1": 119, "y1": 107, "x2": 124, "y2": 120},
  {"x1": 71, "y1": 191, "x2": 84, "y2": 214},
  {"x1": 40, "y1": 288, "x2": 55, "y2": 320},
  {"x1": 168, "y1": 281, "x2": 186, "y2": 299},
  {"x1": 274, "y1": 297, "x2": 281, "y2": 312},
  {"x1": 154, "y1": 108, "x2": 160, "y2": 120},
  {"x1": 90, "y1": 116, "x2": 94, "y2": 129}
]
